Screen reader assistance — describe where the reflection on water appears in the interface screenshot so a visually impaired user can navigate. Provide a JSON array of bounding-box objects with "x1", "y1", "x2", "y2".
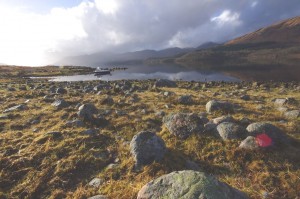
[{"x1": 48, "y1": 64, "x2": 240, "y2": 82}]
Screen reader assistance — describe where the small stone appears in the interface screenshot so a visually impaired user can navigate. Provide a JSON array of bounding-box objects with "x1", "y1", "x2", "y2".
[
  {"x1": 52, "y1": 99, "x2": 69, "y2": 109},
  {"x1": 239, "y1": 136, "x2": 259, "y2": 150},
  {"x1": 88, "y1": 178, "x2": 104, "y2": 188},
  {"x1": 212, "y1": 115, "x2": 235, "y2": 125},
  {"x1": 284, "y1": 110, "x2": 300, "y2": 119},
  {"x1": 87, "y1": 195, "x2": 108, "y2": 199}
]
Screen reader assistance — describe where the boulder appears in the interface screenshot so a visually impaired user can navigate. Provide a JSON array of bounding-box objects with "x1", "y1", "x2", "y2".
[
  {"x1": 239, "y1": 136, "x2": 259, "y2": 150},
  {"x1": 88, "y1": 178, "x2": 104, "y2": 188},
  {"x1": 163, "y1": 113, "x2": 204, "y2": 139},
  {"x1": 206, "y1": 100, "x2": 233, "y2": 113},
  {"x1": 154, "y1": 79, "x2": 177, "y2": 88},
  {"x1": 130, "y1": 131, "x2": 166, "y2": 168},
  {"x1": 246, "y1": 122, "x2": 288, "y2": 144},
  {"x1": 137, "y1": 170, "x2": 249, "y2": 199},
  {"x1": 217, "y1": 122, "x2": 247, "y2": 140}
]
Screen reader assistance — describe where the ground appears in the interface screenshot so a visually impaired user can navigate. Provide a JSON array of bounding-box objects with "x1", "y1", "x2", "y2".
[{"x1": 0, "y1": 68, "x2": 299, "y2": 199}]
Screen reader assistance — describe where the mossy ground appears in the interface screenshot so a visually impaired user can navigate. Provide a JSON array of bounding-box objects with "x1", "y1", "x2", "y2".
[{"x1": 0, "y1": 76, "x2": 299, "y2": 199}]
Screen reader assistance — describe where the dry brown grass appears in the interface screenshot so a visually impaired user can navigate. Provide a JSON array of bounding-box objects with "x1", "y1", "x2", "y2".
[{"x1": 0, "y1": 78, "x2": 299, "y2": 199}]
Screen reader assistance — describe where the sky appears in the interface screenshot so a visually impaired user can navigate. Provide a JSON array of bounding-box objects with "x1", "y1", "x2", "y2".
[{"x1": 0, "y1": 0, "x2": 300, "y2": 66}]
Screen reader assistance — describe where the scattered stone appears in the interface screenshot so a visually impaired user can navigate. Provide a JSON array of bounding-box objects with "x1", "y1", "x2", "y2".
[
  {"x1": 101, "y1": 96, "x2": 114, "y2": 105},
  {"x1": 178, "y1": 95, "x2": 193, "y2": 105},
  {"x1": 77, "y1": 104, "x2": 98, "y2": 121},
  {"x1": 206, "y1": 100, "x2": 233, "y2": 113},
  {"x1": 163, "y1": 113, "x2": 204, "y2": 139},
  {"x1": 137, "y1": 170, "x2": 249, "y2": 199},
  {"x1": 240, "y1": 95, "x2": 250, "y2": 101},
  {"x1": 3, "y1": 104, "x2": 27, "y2": 113},
  {"x1": 130, "y1": 131, "x2": 166, "y2": 168},
  {"x1": 81, "y1": 129, "x2": 98, "y2": 136},
  {"x1": 155, "y1": 111, "x2": 165, "y2": 118},
  {"x1": 239, "y1": 136, "x2": 259, "y2": 150},
  {"x1": 246, "y1": 122, "x2": 288, "y2": 144},
  {"x1": 56, "y1": 87, "x2": 67, "y2": 94},
  {"x1": 87, "y1": 195, "x2": 108, "y2": 199},
  {"x1": 88, "y1": 178, "x2": 104, "y2": 188},
  {"x1": 65, "y1": 120, "x2": 84, "y2": 127},
  {"x1": 45, "y1": 131, "x2": 63, "y2": 139},
  {"x1": 51, "y1": 99, "x2": 69, "y2": 109},
  {"x1": 284, "y1": 110, "x2": 300, "y2": 119},
  {"x1": 212, "y1": 115, "x2": 235, "y2": 125},
  {"x1": 217, "y1": 122, "x2": 247, "y2": 140},
  {"x1": 154, "y1": 79, "x2": 177, "y2": 88},
  {"x1": 274, "y1": 98, "x2": 287, "y2": 106}
]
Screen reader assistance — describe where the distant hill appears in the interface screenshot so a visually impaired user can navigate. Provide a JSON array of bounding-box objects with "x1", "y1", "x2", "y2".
[
  {"x1": 226, "y1": 16, "x2": 300, "y2": 45},
  {"x1": 56, "y1": 42, "x2": 221, "y2": 66}
]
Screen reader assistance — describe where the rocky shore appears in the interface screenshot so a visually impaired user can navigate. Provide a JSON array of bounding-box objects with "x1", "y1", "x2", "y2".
[{"x1": 0, "y1": 78, "x2": 299, "y2": 198}]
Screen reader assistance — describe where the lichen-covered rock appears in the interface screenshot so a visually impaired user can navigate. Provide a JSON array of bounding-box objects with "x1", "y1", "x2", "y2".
[
  {"x1": 239, "y1": 136, "x2": 259, "y2": 150},
  {"x1": 137, "y1": 170, "x2": 249, "y2": 199},
  {"x1": 246, "y1": 122, "x2": 288, "y2": 144},
  {"x1": 206, "y1": 100, "x2": 233, "y2": 113},
  {"x1": 56, "y1": 87, "x2": 67, "y2": 94},
  {"x1": 217, "y1": 122, "x2": 247, "y2": 140},
  {"x1": 163, "y1": 113, "x2": 204, "y2": 139},
  {"x1": 154, "y1": 79, "x2": 177, "y2": 88},
  {"x1": 77, "y1": 103, "x2": 98, "y2": 121},
  {"x1": 130, "y1": 131, "x2": 166, "y2": 168}
]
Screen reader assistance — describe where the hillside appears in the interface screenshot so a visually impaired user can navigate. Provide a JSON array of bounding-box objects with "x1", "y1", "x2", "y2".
[{"x1": 226, "y1": 16, "x2": 300, "y2": 45}]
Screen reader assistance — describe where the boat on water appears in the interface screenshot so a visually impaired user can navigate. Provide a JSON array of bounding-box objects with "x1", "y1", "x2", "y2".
[{"x1": 94, "y1": 67, "x2": 111, "y2": 75}]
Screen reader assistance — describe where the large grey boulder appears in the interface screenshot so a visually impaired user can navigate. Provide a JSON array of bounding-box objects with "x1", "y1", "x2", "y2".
[
  {"x1": 77, "y1": 104, "x2": 98, "y2": 121},
  {"x1": 206, "y1": 100, "x2": 233, "y2": 113},
  {"x1": 137, "y1": 170, "x2": 249, "y2": 199},
  {"x1": 246, "y1": 122, "x2": 287, "y2": 144},
  {"x1": 212, "y1": 115, "x2": 235, "y2": 125},
  {"x1": 217, "y1": 122, "x2": 247, "y2": 140},
  {"x1": 154, "y1": 79, "x2": 177, "y2": 88},
  {"x1": 163, "y1": 113, "x2": 204, "y2": 139},
  {"x1": 130, "y1": 131, "x2": 166, "y2": 168}
]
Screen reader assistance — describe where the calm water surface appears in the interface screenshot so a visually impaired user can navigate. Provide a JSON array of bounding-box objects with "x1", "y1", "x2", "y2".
[{"x1": 48, "y1": 65, "x2": 240, "y2": 82}]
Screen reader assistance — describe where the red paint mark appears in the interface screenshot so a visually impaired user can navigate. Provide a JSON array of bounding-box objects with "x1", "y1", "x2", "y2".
[{"x1": 256, "y1": 133, "x2": 273, "y2": 147}]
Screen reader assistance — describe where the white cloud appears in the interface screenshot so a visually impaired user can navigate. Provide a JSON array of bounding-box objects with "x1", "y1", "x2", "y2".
[{"x1": 211, "y1": 10, "x2": 242, "y2": 27}]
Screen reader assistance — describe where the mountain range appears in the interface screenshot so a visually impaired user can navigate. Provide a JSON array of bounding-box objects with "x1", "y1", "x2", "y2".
[{"x1": 57, "y1": 16, "x2": 300, "y2": 81}]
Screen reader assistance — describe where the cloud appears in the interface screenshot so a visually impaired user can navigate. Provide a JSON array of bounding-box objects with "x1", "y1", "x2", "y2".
[{"x1": 0, "y1": 0, "x2": 299, "y2": 65}]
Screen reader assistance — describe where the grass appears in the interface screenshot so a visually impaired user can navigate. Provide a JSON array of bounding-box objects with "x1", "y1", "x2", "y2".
[{"x1": 0, "y1": 77, "x2": 299, "y2": 199}]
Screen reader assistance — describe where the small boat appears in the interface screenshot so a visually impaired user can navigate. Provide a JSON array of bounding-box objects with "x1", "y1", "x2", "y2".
[{"x1": 94, "y1": 67, "x2": 111, "y2": 75}]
